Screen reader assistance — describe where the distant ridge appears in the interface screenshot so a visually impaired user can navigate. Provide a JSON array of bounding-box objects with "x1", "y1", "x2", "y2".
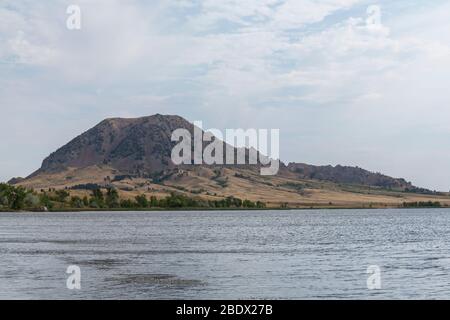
[{"x1": 286, "y1": 163, "x2": 413, "y2": 190}]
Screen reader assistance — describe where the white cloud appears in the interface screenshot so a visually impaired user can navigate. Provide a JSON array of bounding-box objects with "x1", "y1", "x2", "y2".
[
  {"x1": 6, "y1": 30, "x2": 58, "y2": 65},
  {"x1": 1, "y1": 0, "x2": 450, "y2": 190},
  {"x1": 271, "y1": 0, "x2": 360, "y2": 29}
]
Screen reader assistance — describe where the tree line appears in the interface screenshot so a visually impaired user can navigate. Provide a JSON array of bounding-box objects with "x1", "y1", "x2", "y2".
[
  {"x1": 402, "y1": 201, "x2": 442, "y2": 208},
  {"x1": 0, "y1": 183, "x2": 266, "y2": 211}
]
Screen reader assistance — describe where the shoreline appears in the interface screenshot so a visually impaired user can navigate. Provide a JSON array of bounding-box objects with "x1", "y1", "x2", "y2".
[{"x1": 1, "y1": 205, "x2": 449, "y2": 213}]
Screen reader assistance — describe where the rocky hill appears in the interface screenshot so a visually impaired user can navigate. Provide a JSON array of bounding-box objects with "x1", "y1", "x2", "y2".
[
  {"x1": 12, "y1": 114, "x2": 444, "y2": 208},
  {"x1": 286, "y1": 163, "x2": 413, "y2": 190},
  {"x1": 27, "y1": 114, "x2": 416, "y2": 190},
  {"x1": 31, "y1": 114, "x2": 192, "y2": 177}
]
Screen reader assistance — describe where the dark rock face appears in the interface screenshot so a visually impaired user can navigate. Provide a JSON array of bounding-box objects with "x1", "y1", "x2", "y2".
[
  {"x1": 33, "y1": 114, "x2": 194, "y2": 176},
  {"x1": 286, "y1": 163, "x2": 413, "y2": 190},
  {"x1": 31, "y1": 114, "x2": 269, "y2": 178}
]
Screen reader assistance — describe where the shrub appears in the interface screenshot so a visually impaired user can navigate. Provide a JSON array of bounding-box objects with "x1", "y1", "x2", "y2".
[
  {"x1": 135, "y1": 195, "x2": 149, "y2": 208},
  {"x1": 106, "y1": 188, "x2": 120, "y2": 208},
  {"x1": 70, "y1": 196, "x2": 84, "y2": 208}
]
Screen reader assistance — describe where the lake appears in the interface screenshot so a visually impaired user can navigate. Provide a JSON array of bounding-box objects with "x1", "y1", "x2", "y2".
[{"x1": 0, "y1": 209, "x2": 449, "y2": 299}]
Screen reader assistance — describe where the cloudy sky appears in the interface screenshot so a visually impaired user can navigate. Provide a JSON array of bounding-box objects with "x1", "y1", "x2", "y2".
[{"x1": 1, "y1": 0, "x2": 450, "y2": 190}]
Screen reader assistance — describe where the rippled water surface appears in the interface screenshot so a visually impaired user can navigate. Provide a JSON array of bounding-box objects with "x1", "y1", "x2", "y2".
[{"x1": 1, "y1": 209, "x2": 450, "y2": 299}]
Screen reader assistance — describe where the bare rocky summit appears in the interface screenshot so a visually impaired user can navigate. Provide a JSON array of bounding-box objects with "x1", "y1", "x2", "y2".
[{"x1": 32, "y1": 114, "x2": 192, "y2": 177}]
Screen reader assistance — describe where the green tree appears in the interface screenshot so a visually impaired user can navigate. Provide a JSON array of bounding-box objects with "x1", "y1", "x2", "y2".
[
  {"x1": 243, "y1": 199, "x2": 256, "y2": 208},
  {"x1": 106, "y1": 188, "x2": 120, "y2": 208},
  {"x1": 91, "y1": 188, "x2": 105, "y2": 208},
  {"x1": 120, "y1": 199, "x2": 136, "y2": 208},
  {"x1": 0, "y1": 184, "x2": 11, "y2": 207},
  {"x1": 164, "y1": 193, "x2": 198, "y2": 208},
  {"x1": 149, "y1": 196, "x2": 158, "y2": 207},
  {"x1": 135, "y1": 194, "x2": 149, "y2": 208},
  {"x1": 55, "y1": 190, "x2": 70, "y2": 203},
  {"x1": 256, "y1": 201, "x2": 266, "y2": 208},
  {"x1": 24, "y1": 193, "x2": 40, "y2": 208},
  {"x1": 70, "y1": 196, "x2": 84, "y2": 208},
  {"x1": 10, "y1": 186, "x2": 27, "y2": 210},
  {"x1": 39, "y1": 192, "x2": 54, "y2": 210}
]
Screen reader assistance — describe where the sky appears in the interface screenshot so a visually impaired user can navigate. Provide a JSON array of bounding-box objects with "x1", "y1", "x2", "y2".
[{"x1": 1, "y1": 0, "x2": 450, "y2": 191}]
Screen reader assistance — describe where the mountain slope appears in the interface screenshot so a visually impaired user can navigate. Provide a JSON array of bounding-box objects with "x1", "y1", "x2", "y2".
[
  {"x1": 13, "y1": 114, "x2": 447, "y2": 208},
  {"x1": 286, "y1": 163, "x2": 413, "y2": 190},
  {"x1": 32, "y1": 114, "x2": 192, "y2": 177}
]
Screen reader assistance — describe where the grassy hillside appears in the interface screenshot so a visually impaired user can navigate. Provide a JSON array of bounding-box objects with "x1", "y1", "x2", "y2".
[{"x1": 10, "y1": 165, "x2": 450, "y2": 210}]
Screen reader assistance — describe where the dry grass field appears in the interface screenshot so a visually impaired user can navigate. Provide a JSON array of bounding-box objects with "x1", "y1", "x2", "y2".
[{"x1": 16, "y1": 165, "x2": 450, "y2": 209}]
